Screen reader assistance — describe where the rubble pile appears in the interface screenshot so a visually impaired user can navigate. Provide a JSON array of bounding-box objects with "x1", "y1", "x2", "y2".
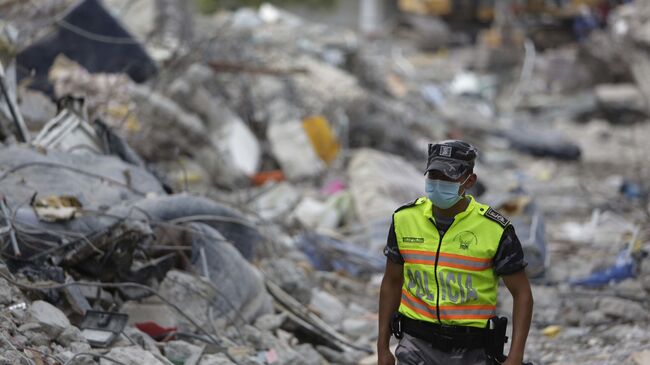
[{"x1": 0, "y1": 0, "x2": 650, "y2": 364}]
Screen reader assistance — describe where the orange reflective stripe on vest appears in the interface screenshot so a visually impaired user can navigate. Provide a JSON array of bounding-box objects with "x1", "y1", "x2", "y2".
[
  {"x1": 401, "y1": 289, "x2": 496, "y2": 320},
  {"x1": 401, "y1": 250, "x2": 493, "y2": 271}
]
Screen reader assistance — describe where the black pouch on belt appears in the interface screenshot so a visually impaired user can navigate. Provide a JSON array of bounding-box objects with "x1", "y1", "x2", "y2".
[
  {"x1": 486, "y1": 316, "x2": 508, "y2": 363},
  {"x1": 391, "y1": 312, "x2": 403, "y2": 339}
]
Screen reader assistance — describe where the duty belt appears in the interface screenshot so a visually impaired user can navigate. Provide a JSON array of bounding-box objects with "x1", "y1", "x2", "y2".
[{"x1": 399, "y1": 315, "x2": 488, "y2": 351}]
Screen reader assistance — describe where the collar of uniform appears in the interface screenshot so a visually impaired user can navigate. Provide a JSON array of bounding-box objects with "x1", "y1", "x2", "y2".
[{"x1": 422, "y1": 195, "x2": 477, "y2": 221}]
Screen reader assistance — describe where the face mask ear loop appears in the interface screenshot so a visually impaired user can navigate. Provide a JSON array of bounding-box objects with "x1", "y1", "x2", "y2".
[{"x1": 460, "y1": 174, "x2": 472, "y2": 197}]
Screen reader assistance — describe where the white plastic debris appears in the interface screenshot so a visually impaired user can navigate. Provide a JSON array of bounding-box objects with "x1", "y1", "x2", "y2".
[
  {"x1": 252, "y1": 182, "x2": 302, "y2": 221},
  {"x1": 348, "y1": 148, "x2": 422, "y2": 225},
  {"x1": 450, "y1": 72, "x2": 481, "y2": 96},
  {"x1": 290, "y1": 197, "x2": 340, "y2": 231},
  {"x1": 259, "y1": 3, "x2": 281, "y2": 24},
  {"x1": 268, "y1": 121, "x2": 325, "y2": 180}
]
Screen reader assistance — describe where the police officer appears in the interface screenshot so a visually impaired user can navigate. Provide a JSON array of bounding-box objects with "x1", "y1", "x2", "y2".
[{"x1": 377, "y1": 140, "x2": 533, "y2": 365}]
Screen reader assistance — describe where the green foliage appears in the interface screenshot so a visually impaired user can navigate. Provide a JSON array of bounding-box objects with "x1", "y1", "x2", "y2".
[{"x1": 196, "y1": 0, "x2": 338, "y2": 14}]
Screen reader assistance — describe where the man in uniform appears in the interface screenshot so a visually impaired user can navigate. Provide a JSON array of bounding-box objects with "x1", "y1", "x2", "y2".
[{"x1": 377, "y1": 140, "x2": 533, "y2": 365}]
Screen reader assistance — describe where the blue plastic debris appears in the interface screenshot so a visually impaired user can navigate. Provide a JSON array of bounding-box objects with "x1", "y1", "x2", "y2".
[
  {"x1": 297, "y1": 233, "x2": 384, "y2": 277},
  {"x1": 571, "y1": 248, "x2": 637, "y2": 287},
  {"x1": 620, "y1": 180, "x2": 647, "y2": 200}
]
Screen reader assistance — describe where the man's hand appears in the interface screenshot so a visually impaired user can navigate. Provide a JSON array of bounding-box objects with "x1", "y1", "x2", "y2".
[
  {"x1": 502, "y1": 270, "x2": 533, "y2": 365},
  {"x1": 377, "y1": 259, "x2": 403, "y2": 365},
  {"x1": 501, "y1": 356, "x2": 523, "y2": 365},
  {"x1": 377, "y1": 348, "x2": 396, "y2": 365}
]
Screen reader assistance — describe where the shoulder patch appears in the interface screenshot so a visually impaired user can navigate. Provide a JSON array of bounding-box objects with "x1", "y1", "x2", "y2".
[
  {"x1": 484, "y1": 207, "x2": 510, "y2": 227},
  {"x1": 394, "y1": 198, "x2": 420, "y2": 213}
]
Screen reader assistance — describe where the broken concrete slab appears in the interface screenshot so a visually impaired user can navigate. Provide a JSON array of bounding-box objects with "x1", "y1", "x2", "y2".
[
  {"x1": 0, "y1": 277, "x2": 23, "y2": 305},
  {"x1": 260, "y1": 258, "x2": 312, "y2": 305},
  {"x1": 127, "y1": 84, "x2": 210, "y2": 161},
  {"x1": 101, "y1": 346, "x2": 167, "y2": 365},
  {"x1": 595, "y1": 83, "x2": 648, "y2": 124},
  {"x1": 58, "y1": 325, "x2": 87, "y2": 347},
  {"x1": 309, "y1": 289, "x2": 345, "y2": 326},
  {"x1": 158, "y1": 270, "x2": 217, "y2": 331},
  {"x1": 113, "y1": 327, "x2": 161, "y2": 356},
  {"x1": 253, "y1": 313, "x2": 287, "y2": 332},
  {"x1": 17, "y1": 322, "x2": 51, "y2": 346},
  {"x1": 17, "y1": 88, "x2": 56, "y2": 131},
  {"x1": 26, "y1": 300, "x2": 71, "y2": 339},
  {"x1": 341, "y1": 317, "x2": 378, "y2": 340},
  {"x1": 316, "y1": 345, "x2": 365, "y2": 365},
  {"x1": 599, "y1": 297, "x2": 648, "y2": 321},
  {"x1": 294, "y1": 343, "x2": 328, "y2": 365},
  {"x1": 164, "y1": 340, "x2": 204, "y2": 365},
  {"x1": 121, "y1": 301, "x2": 179, "y2": 328}
]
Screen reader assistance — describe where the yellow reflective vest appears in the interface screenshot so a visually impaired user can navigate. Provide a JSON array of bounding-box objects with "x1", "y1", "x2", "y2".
[{"x1": 394, "y1": 195, "x2": 509, "y2": 328}]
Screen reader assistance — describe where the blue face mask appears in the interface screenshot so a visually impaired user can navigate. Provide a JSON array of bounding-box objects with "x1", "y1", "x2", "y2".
[{"x1": 425, "y1": 176, "x2": 470, "y2": 209}]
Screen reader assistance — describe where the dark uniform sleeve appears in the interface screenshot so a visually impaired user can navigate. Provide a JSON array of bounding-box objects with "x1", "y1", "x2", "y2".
[
  {"x1": 493, "y1": 225, "x2": 527, "y2": 276},
  {"x1": 383, "y1": 218, "x2": 404, "y2": 264}
]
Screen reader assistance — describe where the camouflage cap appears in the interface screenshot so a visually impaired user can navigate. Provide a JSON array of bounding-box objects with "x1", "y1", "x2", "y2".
[{"x1": 425, "y1": 140, "x2": 478, "y2": 180}]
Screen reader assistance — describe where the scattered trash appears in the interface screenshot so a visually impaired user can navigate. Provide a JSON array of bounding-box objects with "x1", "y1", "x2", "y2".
[
  {"x1": 3, "y1": 302, "x2": 27, "y2": 312},
  {"x1": 79, "y1": 310, "x2": 129, "y2": 347},
  {"x1": 571, "y1": 246, "x2": 646, "y2": 287},
  {"x1": 268, "y1": 120, "x2": 326, "y2": 180},
  {"x1": 32, "y1": 96, "x2": 103, "y2": 155},
  {"x1": 251, "y1": 182, "x2": 302, "y2": 221},
  {"x1": 297, "y1": 233, "x2": 384, "y2": 277},
  {"x1": 302, "y1": 115, "x2": 340, "y2": 165},
  {"x1": 559, "y1": 210, "x2": 638, "y2": 246},
  {"x1": 620, "y1": 180, "x2": 647, "y2": 200},
  {"x1": 31, "y1": 195, "x2": 83, "y2": 222},
  {"x1": 541, "y1": 325, "x2": 562, "y2": 338},
  {"x1": 290, "y1": 197, "x2": 341, "y2": 231},
  {"x1": 321, "y1": 179, "x2": 346, "y2": 196},
  {"x1": 135, "y1": 322, "x2": 177, "y2": 341},
  {"x1": 251, "y1": 170, "x2": 285, "y2": 186},
  {"x1": 449, "y1": 72, "x2": 481, "y2": 96}
]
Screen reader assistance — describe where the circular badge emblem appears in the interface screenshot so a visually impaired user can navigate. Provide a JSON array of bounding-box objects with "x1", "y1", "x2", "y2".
[{"x1": 455, "y1": 231, "x2": 478, "y2": 250}]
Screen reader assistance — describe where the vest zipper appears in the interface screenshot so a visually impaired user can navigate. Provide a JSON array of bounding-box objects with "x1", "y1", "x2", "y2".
[{"x1": 429, "y1": 217, "x2": 444, "y2": 324}]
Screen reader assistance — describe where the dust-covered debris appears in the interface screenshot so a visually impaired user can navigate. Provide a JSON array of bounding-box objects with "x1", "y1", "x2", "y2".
[{"x1": 0, "y1": 1, "x2": 649, "y2": 365}]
